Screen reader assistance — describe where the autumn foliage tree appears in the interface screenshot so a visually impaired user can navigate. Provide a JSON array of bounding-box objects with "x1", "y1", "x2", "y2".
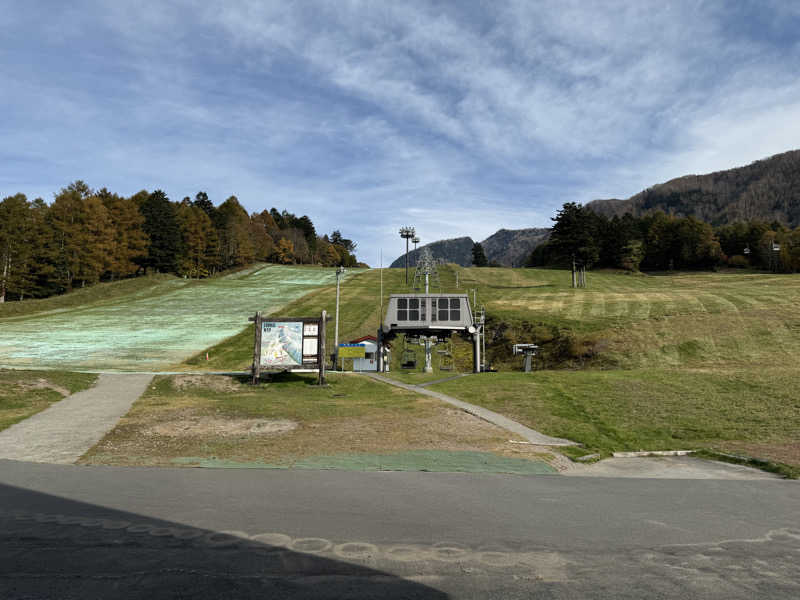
[
  {"x1": 48, "y1": 182, "x2": 113, "y2": 289},
  {"x1": 0, "y1": 182, "x2": 361, "y2": 302}
]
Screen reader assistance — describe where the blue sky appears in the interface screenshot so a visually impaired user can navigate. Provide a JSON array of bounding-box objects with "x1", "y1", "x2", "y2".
[{"x1": 2, "y1": 1, "x2": 799, "y2": 265}]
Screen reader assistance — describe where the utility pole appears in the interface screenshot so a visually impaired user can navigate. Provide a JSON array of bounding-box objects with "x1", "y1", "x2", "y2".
[
  {"x1": 333, "y1": 266, "x2": 344, "y2": 370},
  {"x1": 399, "y1": 226, "x2": 415, "y2": 285}
]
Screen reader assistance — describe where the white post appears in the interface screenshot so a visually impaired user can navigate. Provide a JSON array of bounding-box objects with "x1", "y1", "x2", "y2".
[
  {"x1": 424, "y1": 337, "x2": 433, "y2": 373},
  {"x1": 334, "y1": 266, "x2": 343, "y2": 370}
]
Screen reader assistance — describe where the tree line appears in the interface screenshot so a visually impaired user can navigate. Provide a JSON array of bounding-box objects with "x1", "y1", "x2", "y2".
[
  {"x1": 528, "y1": 202, "x2": 800, "y2": 272},
  {"x1": 0, "y1": 181, "x2": 360, "y2": 302}
]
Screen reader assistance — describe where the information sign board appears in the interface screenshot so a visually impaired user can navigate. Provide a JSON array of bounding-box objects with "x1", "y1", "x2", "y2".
[
  {"x1": 250, "y1": 311, "x2": 327, "y2": 384},
  {"x1": 261, "y1": 321, "x2": 304, "y2": 367}
]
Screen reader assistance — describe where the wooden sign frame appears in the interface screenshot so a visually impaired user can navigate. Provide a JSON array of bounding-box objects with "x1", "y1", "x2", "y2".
[{"x1": 250, "y1": 310, "x2": 327, "y2": 385}]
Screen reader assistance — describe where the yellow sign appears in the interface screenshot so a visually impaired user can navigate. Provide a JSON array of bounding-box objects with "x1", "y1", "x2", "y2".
[{"x1": 338, "y1": 344, "x2": 366, "y2": 358}]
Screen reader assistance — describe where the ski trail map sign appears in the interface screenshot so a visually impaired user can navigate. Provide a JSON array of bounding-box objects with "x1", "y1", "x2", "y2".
[
  {"x1": 250, "y1": 311, "x2": 327, "y2": 384},
  {"x1": 262, "y1": 321, "x2": 303, "y2": 367}
]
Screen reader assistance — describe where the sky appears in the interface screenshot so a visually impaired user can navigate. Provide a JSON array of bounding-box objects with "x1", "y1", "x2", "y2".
[{"x1": 2, "y1": 1, "x2": 799, "y2": 265}]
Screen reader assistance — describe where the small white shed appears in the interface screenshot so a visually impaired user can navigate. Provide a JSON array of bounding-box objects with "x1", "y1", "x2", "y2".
[{"x1": 348, "y1": 335, "x2": 384, "y2": 371}]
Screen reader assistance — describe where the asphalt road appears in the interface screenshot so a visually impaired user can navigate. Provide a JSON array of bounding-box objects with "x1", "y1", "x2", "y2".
[{"x1": 1, "y1": 460, "x2": 798, "y2": 599}]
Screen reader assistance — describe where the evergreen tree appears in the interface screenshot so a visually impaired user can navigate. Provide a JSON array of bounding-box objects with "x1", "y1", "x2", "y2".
[
  {"x1": 549, "y1": 202, "x2": 601, "y2": 267},
  {"x1": 26, "y1": 198, "x2": 56, "y2": 298},
  {"x1": 139, "y1": 190, "x2": 181, "y2": 273},
  {"x1": 471, "y1": 242, "x2": 488, "y2": 267},
  {"x1": 0, "y1": 194, "x2": 33, "y2": 302},
  {"x1": 193, "y1": 191, "x2": 216, "y2": 220}
]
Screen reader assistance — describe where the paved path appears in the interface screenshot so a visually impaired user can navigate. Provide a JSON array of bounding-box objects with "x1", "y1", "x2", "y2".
[
  {"x1": 565, "y1": 455, "x2": 780, "y2": 479},
  {"x1": 0, "y1": 461, "x2": 797, "y2": 599},
  {"x1": 0, "y1": 373, "x2": 153, "y2": 464},
  {"x1": 366, "y1": 372, "x2": 575, "y2": 446}
]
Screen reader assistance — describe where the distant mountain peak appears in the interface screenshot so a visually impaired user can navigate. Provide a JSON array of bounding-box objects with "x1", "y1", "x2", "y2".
[
  {"x1": 389, "y1": 236, "x2": 475, "y2": 268},
  {"x1": 389, "y1": 228, "x2": 551, "y2": 269},
  {"x1": 480, "y1": 228, "x2": 550, "y2": 267}
]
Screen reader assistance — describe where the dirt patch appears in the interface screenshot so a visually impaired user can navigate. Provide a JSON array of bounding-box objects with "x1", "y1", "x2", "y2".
[
  {"x1": 18, "y1": 379, "x2": 71, "y2": 397},
  {"x1": 172, "y1": 375, "x2": 242, "y2": 393},
  {"x1": 145, "y1": 415, "x2": 297, "y2": 438},
  {"x1": 83, "y1": 396, "x2": 564, "y2": 471},
  {"x1": 717, "y1": 440, "x2": 800, "y2": 468}
]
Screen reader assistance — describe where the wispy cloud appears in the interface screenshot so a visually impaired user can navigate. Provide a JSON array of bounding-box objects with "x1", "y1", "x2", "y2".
[{"x1": 1, "y1": 0, "x2": 799, "y2": 263}]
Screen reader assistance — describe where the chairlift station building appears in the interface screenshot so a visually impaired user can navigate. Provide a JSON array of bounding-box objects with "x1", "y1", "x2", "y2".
[{"x1": 377, "y1": 293, "x2": 483, "y2": 373}]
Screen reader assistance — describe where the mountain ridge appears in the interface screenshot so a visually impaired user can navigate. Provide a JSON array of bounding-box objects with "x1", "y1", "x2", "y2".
[
  {"x1": 587, "y1": 149, "x2": 800, "y2": 226},
  {"x1": 389, "y1": 228, "x2": 551, "y2": 268}
]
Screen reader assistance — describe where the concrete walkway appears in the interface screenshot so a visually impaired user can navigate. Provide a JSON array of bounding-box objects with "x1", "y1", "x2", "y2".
[
  {"x1": 366, "y1": 373, "x2": 575, "y2": 446},
  {"x1": 0, "y1": 373, "x2": 153, "y2": 464}
]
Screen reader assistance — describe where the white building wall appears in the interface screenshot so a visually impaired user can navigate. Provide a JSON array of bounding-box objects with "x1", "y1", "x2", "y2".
[{"x1": 352, "y1": 340, "x2": 378, "y2": 371}]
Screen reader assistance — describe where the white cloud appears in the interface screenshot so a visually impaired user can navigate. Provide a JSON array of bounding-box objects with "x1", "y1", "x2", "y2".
[{"x1": 2, "y1": 1, "x2": 799, "y2": 264}]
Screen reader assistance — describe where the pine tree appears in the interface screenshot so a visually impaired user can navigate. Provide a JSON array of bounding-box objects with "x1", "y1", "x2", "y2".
[
  {"x1": 0, "y1": 193, "x2": 33, "y2": 302},
  {"x1": 549, "y1": 202, "x2": 601, "y2": 267},
  {"x1": 139, "y1": 190, "x2": 181, "y2": 273},
  {"x1": 471, "y1": 242, "x2": 488, "y2": 267},
  {"x1": 193, "y1": 191, "x2": 216, "y2": 220}
]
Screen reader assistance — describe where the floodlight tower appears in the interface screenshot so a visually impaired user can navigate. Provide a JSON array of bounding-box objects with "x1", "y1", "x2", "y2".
[
  {"x1": 411, "y1": 236, "x2": 420, "y2": 266},
  {"x1": 399, "y1": 226, "x2": 416, "y2": 285}
]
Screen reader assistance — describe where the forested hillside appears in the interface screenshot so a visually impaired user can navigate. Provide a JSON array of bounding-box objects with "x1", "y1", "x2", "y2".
[
  {"x1": 587, "y1": 149, "x2": 800, "y2": 226},
  {"x1": 530, "y1": 202, "x2": 800, "y2": 272},
  {"x1": 0, "y1": 182, "x2": 359, "y2": 302}
]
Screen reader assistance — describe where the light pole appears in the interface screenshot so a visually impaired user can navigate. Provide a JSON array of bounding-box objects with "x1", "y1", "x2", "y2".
[
  {"x1": 399, "y1": 226, "x2": 415, "y2": 285},
  {"x1": 412, "y1": 236, "x2": 420, "y2": 266},
  {"x1": 333, "y1": 266, "x2": 345, "y2": 370}
]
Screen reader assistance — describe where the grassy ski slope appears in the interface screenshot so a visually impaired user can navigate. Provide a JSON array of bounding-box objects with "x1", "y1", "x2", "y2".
[{"x1": 0, "y1": 265, "x2": 349, "y2": 371}]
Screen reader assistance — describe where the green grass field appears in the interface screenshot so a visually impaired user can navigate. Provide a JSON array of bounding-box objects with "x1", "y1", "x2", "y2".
[
  {"x1": 188, "y1": 265, "x2": 800, "y2": 473},
  {"x1": 4, "y1": 260, "x2": 798, "y2": 474},
  {"x1": 192, "y1": 264, "x2": 800, "y2": 371}
]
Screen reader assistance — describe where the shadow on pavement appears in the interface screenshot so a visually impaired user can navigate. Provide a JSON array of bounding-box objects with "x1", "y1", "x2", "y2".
[{"x1": 0, "y1": 482, "x2": 447, "y2": 599}]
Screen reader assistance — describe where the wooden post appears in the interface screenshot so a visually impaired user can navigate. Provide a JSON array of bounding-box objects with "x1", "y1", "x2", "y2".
[
  {"x1": 318, "y1": 310, "x2": 327, "y2": 385},
  {"x1": 251, "y1": 311, "x2": 262, "y2": 384},
  {"x1": 571, "y1": 256, "x2": 576, "y2": 288}
]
